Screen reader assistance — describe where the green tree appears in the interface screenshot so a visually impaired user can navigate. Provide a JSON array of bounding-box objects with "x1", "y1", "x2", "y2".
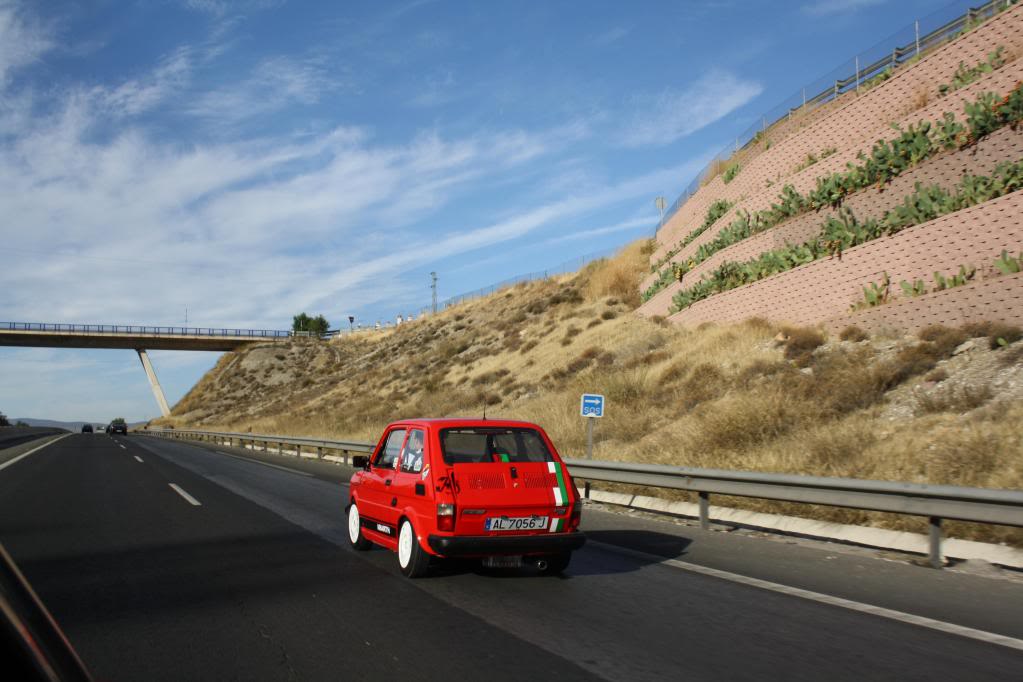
[
  {"x1": 111, "y1": 417, "x2": 126, "y2": 426},
  {"x1": 0, "y1": 412, "x2": 9, "y2": 427},
  {"x1": 292, "y1": 313, "x2": 330, "y2": 335}
]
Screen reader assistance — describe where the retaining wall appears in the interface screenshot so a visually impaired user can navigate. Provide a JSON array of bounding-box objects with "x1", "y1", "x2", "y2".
[
  {"x1": 665, "y1": 189, "x2": 1023, "y2": 328},
  {"x1": 651, "y1": 4, "x2": 1023, "y2": 267},
  {"x1": 640, "y1": 124, "x2": 1023, "y2": 316}
]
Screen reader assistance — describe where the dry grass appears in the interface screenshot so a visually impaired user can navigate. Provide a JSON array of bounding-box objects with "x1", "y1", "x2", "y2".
[{"x1": 158, "y1": 242, "x2": 1023, "y2": 547}]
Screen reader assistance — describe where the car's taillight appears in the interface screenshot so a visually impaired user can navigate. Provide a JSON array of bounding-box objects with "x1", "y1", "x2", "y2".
[
  {"x1": 437, "y1": 503, "x2": 456, "y2": 532},
  {"x1": 568, "y1": 500, "x2": 582, "y2": 530}
]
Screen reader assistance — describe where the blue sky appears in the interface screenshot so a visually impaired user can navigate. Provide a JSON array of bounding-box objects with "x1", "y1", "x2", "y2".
[{"x1": 1, "y1": 0, "x2": 956, "y2": 422}]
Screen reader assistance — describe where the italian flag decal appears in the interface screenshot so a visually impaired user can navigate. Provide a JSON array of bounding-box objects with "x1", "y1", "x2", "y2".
[{"x1": 548, "y1": 461, "x2": 569, "y2": 535}]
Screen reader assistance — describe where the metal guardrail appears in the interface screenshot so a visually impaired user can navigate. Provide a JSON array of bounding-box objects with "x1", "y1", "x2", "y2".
[
  {"x1": 1, "y1": 322, "x2": 293, "y2": 338},
  {"x1": 143, "y1": 427, "x2": 1023, "y2": 568},
  {"x1": 146, "y1": 428, "x2": 374, "y2": 457},
  {"x1": 655, "y1": 0, "x2": 1017, "y2": 235}
]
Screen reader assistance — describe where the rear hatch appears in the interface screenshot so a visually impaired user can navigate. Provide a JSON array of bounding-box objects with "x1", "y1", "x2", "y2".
[{"x1": 452, "y1": 462, "x2": 571, "y2": 535}]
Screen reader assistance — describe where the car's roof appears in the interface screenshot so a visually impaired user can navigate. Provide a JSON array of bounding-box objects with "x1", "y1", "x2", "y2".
[{"x1": 390, "y1": 418, "x2": 543, "y2": 429}]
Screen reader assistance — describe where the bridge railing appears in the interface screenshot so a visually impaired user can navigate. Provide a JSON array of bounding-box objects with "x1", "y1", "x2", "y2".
[
  {"x1": 143, "y1": 427, "x2": 1023, "y2": 568},
  {"x1": 1, "y1": 322, "x2": 293, "y2": 339}
]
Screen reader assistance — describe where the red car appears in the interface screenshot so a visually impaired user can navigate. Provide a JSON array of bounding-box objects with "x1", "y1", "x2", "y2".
[{"x1": 346, "y1": 418, "x2": 586, "y2": 577}]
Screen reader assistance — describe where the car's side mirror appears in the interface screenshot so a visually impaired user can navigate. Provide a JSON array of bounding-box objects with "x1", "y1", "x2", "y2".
[{"x1": 352, "y1": 455, "x2": 370, "y2": 470}]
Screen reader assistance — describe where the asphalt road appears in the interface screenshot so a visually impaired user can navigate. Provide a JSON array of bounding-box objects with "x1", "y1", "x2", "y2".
[{"x1": 0, "y1": 433, "x2": 1021, "y2": 681}]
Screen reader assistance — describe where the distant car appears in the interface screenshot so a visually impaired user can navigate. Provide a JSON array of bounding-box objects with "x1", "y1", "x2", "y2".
[
  {"x1": 81, "y1": 424, "x2": 93, "y2": 433},
  {"x1": 110, "y1": 422, "x2": 127, "y2": 435},
  {"x1": 347, "y1": 418, "x2": 585, "y2": 578}
]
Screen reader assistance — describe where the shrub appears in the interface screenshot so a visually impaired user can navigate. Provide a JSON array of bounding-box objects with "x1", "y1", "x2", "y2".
[
  {"x1": 918, "y1": 325, "x2": 968, "y2": 356},
  {"x1": 722, "y1": 163, "x2": 741, "y2": 184},
  {"x1": 839, "y1": 326, "x2": 868, "y2": 342},
  {"x1": 678, "y1": 363, "x2": 727, "y2": 411},
  {"x1": 987, "y1": 322, "x2": 1023, "y2": 349},
  {"x1": 916, "y1": 384, "x2": 993, "y2": 415},
  {"x1": 888, "y1": 343, "x2": 946, "y2": 385},
  {"x1": 781, "y1": 327, "x2": 825, "y2": 366},
  {"x1": 292, "y1": 313, "x2": 329, "y2": 335}
]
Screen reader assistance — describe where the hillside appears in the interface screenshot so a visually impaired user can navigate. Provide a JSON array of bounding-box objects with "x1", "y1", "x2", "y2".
[
  {"x1": 159, "y1": 243, "x2": 1023, "y2": 546},
  {"x1": 161, "y1": 8, "x2": 1023, "y2": 548}
]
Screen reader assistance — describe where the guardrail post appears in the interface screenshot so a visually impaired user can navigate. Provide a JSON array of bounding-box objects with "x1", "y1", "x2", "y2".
[
  {"x1": 316, "y1": 446, "x2": 323, "y2": 460},
  {"x1": 277, "y1": 441, "x2": 282, "y2": 455},
  {"x1": 928, "y1": 517, "x2": 944, "y2": 568},
  {"x1": 698, "y1": 492, "x2": 710, "y2": 531}
]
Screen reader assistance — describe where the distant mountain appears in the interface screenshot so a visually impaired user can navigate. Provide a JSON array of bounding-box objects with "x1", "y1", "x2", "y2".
[{"x1": 12, "y1": 418, "x2": 148, "y2": 430}]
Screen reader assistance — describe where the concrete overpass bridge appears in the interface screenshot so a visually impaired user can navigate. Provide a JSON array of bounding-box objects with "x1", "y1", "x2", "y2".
[{"x1": 0, "y1": 322, "x2": 297, "y2": 417}]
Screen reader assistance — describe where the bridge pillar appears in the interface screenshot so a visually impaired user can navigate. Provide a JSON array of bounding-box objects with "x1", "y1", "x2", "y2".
[{"x1": 137, "y1": 349, "x2": 171, "y2": 418}]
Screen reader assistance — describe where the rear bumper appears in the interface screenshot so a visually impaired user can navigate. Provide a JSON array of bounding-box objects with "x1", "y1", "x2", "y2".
[{"x1": 427, "y1": 532, "x2": 586, "y2": 557}]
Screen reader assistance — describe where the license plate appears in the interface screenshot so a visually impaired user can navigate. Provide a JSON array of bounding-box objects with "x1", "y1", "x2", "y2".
[{"x1": 485, "y1": 515, "x2": 549, "y2": 531}]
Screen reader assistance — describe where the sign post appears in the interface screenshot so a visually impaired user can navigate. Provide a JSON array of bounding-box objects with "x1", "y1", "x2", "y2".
[{"x1": 579, "y1": 394, "x2": 605, "y2": 499}]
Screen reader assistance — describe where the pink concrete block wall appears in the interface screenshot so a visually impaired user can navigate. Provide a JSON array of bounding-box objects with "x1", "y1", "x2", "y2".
[
  {"x1": 639, "y1": 125, "x2": 1023, "y2": 316},
  {"x1": 650, "y1": 5, "x2": 1023, "y2": 268},
  {"x1": 665, "y1": 189, "x2": 1023, "y2": 327},
  {"x1": 822, "y1": 271, "x2": 1023, "y2": 336}
]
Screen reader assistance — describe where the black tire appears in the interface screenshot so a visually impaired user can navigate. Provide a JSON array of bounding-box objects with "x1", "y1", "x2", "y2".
[
  {"x1": 539, "y1": 551, "x2": 572, "y2": 575},
  {"x1": 397, "y1": 519, "x2": 430, "y2": 578},
  {"x1": 347, "y1": 502, "x2": 371, "y2": 551}
]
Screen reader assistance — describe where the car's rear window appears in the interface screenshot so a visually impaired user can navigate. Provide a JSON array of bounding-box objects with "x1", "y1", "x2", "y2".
[{"x1": 439, "y1": 427, "x2": 553, "y2": 464}]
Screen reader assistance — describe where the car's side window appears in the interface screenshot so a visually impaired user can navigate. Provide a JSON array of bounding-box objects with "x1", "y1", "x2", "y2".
[
  {"x1": 374, "y1": 429, "x2": 406, "y2": 469},
  {"x1": 399, "y1": 429, "x2": 426, "y2": 474}
]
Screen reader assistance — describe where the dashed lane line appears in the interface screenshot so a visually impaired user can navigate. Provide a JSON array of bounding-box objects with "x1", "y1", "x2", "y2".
[
  {"x1": 589, "y1": 541, "x2": 1023, "y2": 653},
  {"x1": 168, "y1": 483, "x2": 202, "y2": 506},
  {"x1": 134, "y1": 455, "x2": 144, "y2": 463},
  {"x1": 0, "y1": 434, "x2": 71, "y2": 472}
]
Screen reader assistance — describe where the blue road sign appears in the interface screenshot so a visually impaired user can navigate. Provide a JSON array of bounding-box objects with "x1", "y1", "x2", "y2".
[{"x1": 580, "y1": 393, "x2": 605, "y2": 418}]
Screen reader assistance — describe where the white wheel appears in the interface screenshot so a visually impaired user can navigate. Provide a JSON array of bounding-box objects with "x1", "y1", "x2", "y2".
[
  {"x1": 397, "y1": 519, "x2": 430, "y2": 578},
  {"x1": 398, "y1": 522, "x2": 413, "y2": 567},
  {"x1": 347, "y1": 502, "x2": 370, "y2": 550}
]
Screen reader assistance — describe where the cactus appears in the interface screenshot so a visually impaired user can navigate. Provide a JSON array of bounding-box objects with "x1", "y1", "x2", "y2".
[
  {"x1": 861, "y1": 273, "x2": 891, "y2": 308},
  {"x1": 900, "y1": 279, "x2": 927, "y2": 297},
  {"x1": 994, "y1": 250, "x2": 1022, "y2": 275}
]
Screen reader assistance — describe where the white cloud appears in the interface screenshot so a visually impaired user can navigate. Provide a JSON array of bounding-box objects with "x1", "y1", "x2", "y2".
[
  {"x1": 180, "y1": 0, "x2": 285, "y2": 16},
  {"x1": 801, "y1": 0, "x2": 886, "y2": 16},
  {"x1": 591, "y1": 26, "x2": 631, "y2": 47},
  {"x1": 186, "y1": 54, "x2": 346, "y2": 124},
  {"x1": 96, "y1": 47, "x2": 192, "y2": 116},
  {"x1": 0, "y1": 0, "x2": 54, "y2": 85},
  {"x1": 540, "y1": 216, "x2": 653, "y2": 246},
  {"x1": 620, "y1": 70, "x2": 763, "y2": 147}
]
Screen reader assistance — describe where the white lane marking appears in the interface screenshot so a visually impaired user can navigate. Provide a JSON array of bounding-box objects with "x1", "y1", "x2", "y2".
[
  {"x1": 168, "y1": 483, "x2": 202, "y2": 506},
  {"x1": 0, "y1": 434, "x2": 71, "y2": 472},
  {"x1": 590, "y1": 541, "x2": 1023, "y2": 652},
  {"x1": 118, "y1": 443, "x2": 126, "y2": 450},
  {"x1": 216, "y1": 450, "x2": 313, "y2": 477},
  {"x1": 134, "y1": 455, "x2": 144, "y2": 463}
]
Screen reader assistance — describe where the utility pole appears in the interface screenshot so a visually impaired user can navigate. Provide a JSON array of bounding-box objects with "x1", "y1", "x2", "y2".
[{"x1": 430, "y1": 272, "x2": 438, "y2": 314}]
